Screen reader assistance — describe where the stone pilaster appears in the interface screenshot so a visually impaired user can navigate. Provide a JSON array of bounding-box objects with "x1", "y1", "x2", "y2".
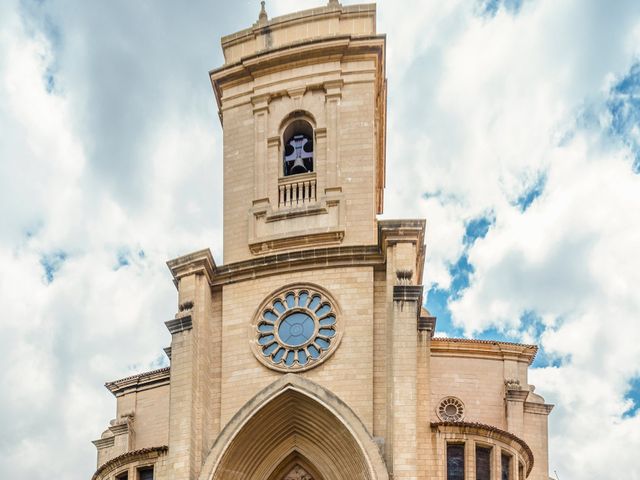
[
  {"x1": 417, "y1": 312, "x2": 436, "y2": 478},
  {"x1": 388, "y1": 242, "x2": 422, "y2": 479},
  {"x1": 505, "y1": 380, "x2": 528, "y2": 439},
  {"x1": 166, "y1": 250, "x2": 216, "y2": 480}
]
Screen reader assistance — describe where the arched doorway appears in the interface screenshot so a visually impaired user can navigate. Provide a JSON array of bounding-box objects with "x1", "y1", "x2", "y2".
[{"x1": 199, "y1": 375, "x2": 389, "y2": 480}]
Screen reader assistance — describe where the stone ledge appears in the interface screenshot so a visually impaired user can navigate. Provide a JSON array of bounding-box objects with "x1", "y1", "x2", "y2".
[
  {"x1": 165, "y1": 315, "x2": 193, "y2": 335},
  {"x1": 431, "y1": 338, "x2": 538, "y2": 365},
  {"x1": 105, "y1": 367, "x2": 171, "y2": 397},
  {"x1": 92, "y1": 436, "x2": 114, "y2": 450},
  {"x1": 166, "y1": 249, "x2": 216, "y2": 287},
  {"x1": 524, "y1": 401, "x2": 555, "y2": 415},
  {"x1": 393, "y1": 285, "x2": 423, "y2": 302},
  {"x1": 166, "y1": 219, "x2": 427, "y2": 288},
  {"x1": 417, "y1": 315, "x2": 437, "y2": 334}
]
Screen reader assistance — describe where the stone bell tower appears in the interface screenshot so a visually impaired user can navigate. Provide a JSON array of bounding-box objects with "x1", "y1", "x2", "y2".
[
  {"x1": 90, "y1": 3, "x2": 553, "y2": 480},
  {"x1": 211, "y1": 0, "x2": 387, "y2": 262}
]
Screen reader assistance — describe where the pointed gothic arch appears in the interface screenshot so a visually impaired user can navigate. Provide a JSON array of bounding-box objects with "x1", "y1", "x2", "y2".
[{"x1": 198, "y1": 374, "x2": 389, "y2": 480}]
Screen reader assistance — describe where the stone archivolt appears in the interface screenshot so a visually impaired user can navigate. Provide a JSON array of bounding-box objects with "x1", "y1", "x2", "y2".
[{"x1": 200, "y1": 374, "x2": 388, "y2": 480}]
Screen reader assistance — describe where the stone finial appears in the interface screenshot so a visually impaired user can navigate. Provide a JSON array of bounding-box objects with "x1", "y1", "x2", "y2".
[
  {"x1": 396, "y1": 269, "x2": 413, "y2": 285},
  {"x1": 179, "y1": 300, "x2": 194, "y2": 312},
  {"x1": 505, "y1": 379, "x2": 522, "y2": 391},
  {"x1": 258, "y1": 1, "x2": 268, "y2": 24},
  {"x1": 328, "y1": 0, "x2": 341, "y2": 6}
]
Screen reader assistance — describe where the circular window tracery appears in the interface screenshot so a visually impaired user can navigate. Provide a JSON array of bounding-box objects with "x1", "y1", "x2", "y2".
[
  {"x1": 437, "y1": 397, "x2": 465, "y2": 422},
  {"x1": 251, "y1": 285, "x2": 342, "y2": 372}
]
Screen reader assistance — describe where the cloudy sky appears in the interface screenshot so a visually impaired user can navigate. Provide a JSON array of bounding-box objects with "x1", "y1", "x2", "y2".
[{"x1": 1, "y1": 0, "x2": 639, "y2": 478}]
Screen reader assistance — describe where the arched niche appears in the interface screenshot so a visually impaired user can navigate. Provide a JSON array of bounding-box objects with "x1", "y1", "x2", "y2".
[{"x1": 199, "y1": 374, "x2": 389, "y2": 480}]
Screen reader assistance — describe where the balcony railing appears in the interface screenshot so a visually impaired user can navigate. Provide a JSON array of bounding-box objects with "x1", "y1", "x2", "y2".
[{"x1": 278, "y1": 174, "x2": 317, "y2": 208}]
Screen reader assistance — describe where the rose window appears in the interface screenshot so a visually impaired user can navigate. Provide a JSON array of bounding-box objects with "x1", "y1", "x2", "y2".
[
  {"x1": 437, "y1": 397, "x2": 465, "y2": 422},
  {"x1": 251, "y1": 286, "x2": 341, "y2": 372}
]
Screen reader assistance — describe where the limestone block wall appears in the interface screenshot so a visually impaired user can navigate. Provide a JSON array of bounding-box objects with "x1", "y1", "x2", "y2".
[
  {"x1": 429, "y1": 355, "x2": 509, "y2": 429},
  {"x1": 125, "y1": 386, "x2": 170, "y2": 450},
  {"x1": 218, "y1": 265, "x2": 375, "y2": 432}
]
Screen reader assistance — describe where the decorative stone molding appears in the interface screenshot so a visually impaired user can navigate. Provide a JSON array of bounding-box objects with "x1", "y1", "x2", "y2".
[
  {"x1": 166, "y1": 249, "x2": 216, "y2": 287},
  {"x1": 431, "y1": 421, "x2": 535, "y2": 476},
  {"x1": 283, "y1": 465, "x2": 314, "y2": 480},
  {"x1": 395, "y1": 269, "x2": 413, "y2": 285},
  {"x1": 417, "y1": 310, "x2": 437, "y2": 334},
  {"x1": 524, "y1": 402, "x2": 555, "y2": 415},
  {"x1": 105, "y1": 367, "x2": 171, "y2": 397},
  {"x1": 165, "y1": 315, "x2": 193, "y2": 335},
  {"x1": 163, "y1": 346, "x2": 172, "y2": 360},
  {"x1": 198, "y1": 374, "x2": 389, "y2": 480},
  {"x1": 248, "y1": 191, "x2": 346, "y2": 255},
  {"x1": 393, "y1": 285, "x2": 423, "y2": 303},
  {"x1": 250, "y1": 283, "x2": 342, "y2": 372},
  {"x1": 91, "y1": 446, "x2": 168, "y2": 480},
  {"x1": 436, "y1": 397, "x2": 465, "y2": 422},
  {"x1": 166, "y1": 220, "x2": 428, "y2": 288},
  {"x1": 431, "y1": 338, "x2": 538, "y2": 365},
  {"x1": 505, "y1": 378, "x2": 522, "y2": 390},
  {"x1": 178, "y1": 300, "x2": 194, "y2": 312},
  {"x1": 92, "y1": 435, "x2": 115, "y2": 450},
  {"x1": 379, "y1": 220, "x2": 426, "y2": 284}
]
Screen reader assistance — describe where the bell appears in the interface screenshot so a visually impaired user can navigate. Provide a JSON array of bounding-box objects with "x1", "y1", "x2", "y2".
[
  {"x1": 284, "y1": 134, "x2": 313, "y2": 176},
  {"x1": 290, "y1": 157, "x2": 308, "y2": 174}
]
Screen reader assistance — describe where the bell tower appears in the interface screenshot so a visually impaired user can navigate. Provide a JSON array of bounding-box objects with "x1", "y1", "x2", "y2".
[
  {"x1": 210, "y1": 0, "x2": 386, "y2": 263},
  {"x1": 89, "y1": 3, "x2": 553, "y2": 480}
]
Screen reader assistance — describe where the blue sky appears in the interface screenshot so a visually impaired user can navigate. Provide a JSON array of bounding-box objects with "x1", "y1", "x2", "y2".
[{"x1": 1, "y1": 0, "x2": 640, "y2": 478}]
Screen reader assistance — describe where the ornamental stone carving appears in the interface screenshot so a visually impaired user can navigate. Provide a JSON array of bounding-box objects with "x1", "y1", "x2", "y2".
[{"x1": 250, "y1": 284, "x2": 342, "y2": 372}]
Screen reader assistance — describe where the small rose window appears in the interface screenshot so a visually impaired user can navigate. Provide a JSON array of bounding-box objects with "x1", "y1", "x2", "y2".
[
  {"x1": 437, "y1": 397, "x2": 465, "y2": 422},
  {"x1": 251, "y1": 285, "x2": 341, "y2": 372}
]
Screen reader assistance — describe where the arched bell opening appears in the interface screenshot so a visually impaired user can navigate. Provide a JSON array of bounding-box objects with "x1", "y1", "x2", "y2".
[
  {"x1": 200, "y1": 374, "x2": 389, "y2": 480},
  {"x1": 282, "y1": 117, "x2": 314, "y2": 177}
]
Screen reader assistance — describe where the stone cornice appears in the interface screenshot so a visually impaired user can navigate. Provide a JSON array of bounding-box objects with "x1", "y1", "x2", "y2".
[
  {"x1": 109, "y1": 422, "x2": 130, "y2": 436},
  {"x1": 166, "y1": 219, "x2": 429, "y2": 289},
  {"x1": 418, "y1": 315, "x2": 437, "y2": 334},
  {"x1": 393, "y1": 285, "x2": 423, "y2": 303},
  {"x1": 506, "y1": 389, "x2": 530, "y2": 402},
  {"x1": 210, "y1": 35, "x2": 384, "y2": 113},
  {"x1": 431, "y1": 338, "x2": 538, "y2": 365},
  {"x1": 105, "y1": 367, "x2": 170, "y2": 397},
  {"x1": 165, "y1": 315, "x2": 193, "y2": 335},
  {"x1": 431, "y1": 422, "x2": 534, "y2": 476},
  {"x1": 524, "y1": 401, "x2": 555, "y2": 415},
  {"x1": 166, "y1": 249, "x2": 216, "y2": 287},
  {"x1": 220, "y1": 3, "x2": 376, "y2": 48},
  {"x1": 167, "y1": 245, "x2": 382, "y2": 288},
  {"x1": 378, "y1": 219, "x2": 426, "y2": 284},
  {"x1": 92, "y1": 446, "x2": 168, "y2": 480},
  {"x1": 92, "y1": 436, "x2": 114, "y2": 450}
]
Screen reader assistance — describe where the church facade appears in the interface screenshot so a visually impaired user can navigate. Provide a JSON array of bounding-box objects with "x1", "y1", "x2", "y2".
[{"x1": 90, "y1": 2, "x2": 553, "y2": 480}]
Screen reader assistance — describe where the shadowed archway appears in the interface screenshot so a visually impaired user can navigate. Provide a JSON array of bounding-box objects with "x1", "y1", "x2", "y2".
[{"x1": 199, "y1": 374, "x2": 389, "y2": 480}]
